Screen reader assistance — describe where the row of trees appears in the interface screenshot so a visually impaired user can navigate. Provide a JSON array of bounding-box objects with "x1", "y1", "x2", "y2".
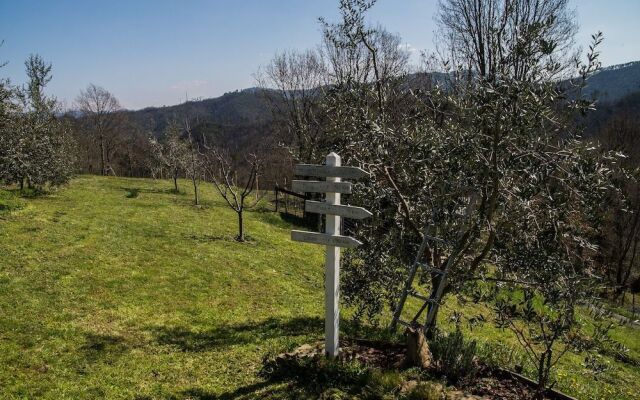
[
  {"x1": 597, "y1": 112, "x2": 640, "y2": 299},
  {"x1": 147, "y1": 118, "x2": 263, "y2": 241},
  {"x1": 257, "y1": 0, "x2": 637, "y2": 396}
]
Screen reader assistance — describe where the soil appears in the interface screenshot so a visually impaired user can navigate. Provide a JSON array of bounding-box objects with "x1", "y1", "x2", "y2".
[{"x1": 464, "y1": 367, "x2": 545, "y2": 400}]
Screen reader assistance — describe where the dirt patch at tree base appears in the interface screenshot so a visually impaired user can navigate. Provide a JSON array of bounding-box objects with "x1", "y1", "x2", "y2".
[{"x1": 271, "y1": 340, "x2": 577, "y2": 400}]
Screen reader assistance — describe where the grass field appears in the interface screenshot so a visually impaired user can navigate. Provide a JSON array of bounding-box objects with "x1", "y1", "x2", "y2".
[
  {"x1": 1, "y1": 176, "x2": 639, "y2": 399},
  {"x1": 0, "y1": 176, "x2": 327, "y2": 399}
]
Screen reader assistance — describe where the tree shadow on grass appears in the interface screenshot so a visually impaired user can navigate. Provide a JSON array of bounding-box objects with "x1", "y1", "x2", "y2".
[
  {"x1": 79, "y1": 332, "x2": 129, "y2": 363},
  {"x1": 121, "y1": 186, "x2": 188, "y2": 197},
  {"x1": 174, "y1": 382, "x2": 277, "y2": 400},
  {"x1": 148, "y1": 316, "x2": 324, "y2": 352},
  {"x1": 182, "y1": 233, "x2": 234, "y2": 243},
  {"x1": 175, "y1": 347, "x2": 378, "y2": 399},
  {"x1": 153, "y1": 318, "x2": 400, "y2": 399},
  {"x1": 254, "y1": 210, "x2": 317, "y2": 231}
]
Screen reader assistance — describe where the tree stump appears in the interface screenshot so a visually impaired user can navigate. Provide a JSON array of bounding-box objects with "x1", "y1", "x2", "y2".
[{"x1": 405, "y1": 324, "x2": 432, "y2": 368}]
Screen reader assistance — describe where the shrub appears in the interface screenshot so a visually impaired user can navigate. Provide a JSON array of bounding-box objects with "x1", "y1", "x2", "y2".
[{"x1": 428, "y1": 328, "x2": 477, "y2": 383}]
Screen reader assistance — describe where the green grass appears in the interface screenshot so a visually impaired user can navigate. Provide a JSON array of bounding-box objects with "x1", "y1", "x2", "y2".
[
  {"x1": 0, "y1": 176, "x2": 326, "y2": 399},
  {"x1": 600, "y1": 292, "x2": 640, "y2": 321},
  {"x1": 425, "y1": 296, "x2": 640, "y2": 399},
  {"x1": 1, "y1": 175, "x2": 639, "y2": 399},
  {"x1": 0, "y1": 188, "x2": 24, "y2": 215}
]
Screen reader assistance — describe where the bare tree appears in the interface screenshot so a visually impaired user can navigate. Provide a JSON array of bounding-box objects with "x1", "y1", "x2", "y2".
[
  {"x1": 183, "y1": 120, "x2": 203, "y2": 205},
  {"x1": 435, "y1": 0, "x2": 578, "y2": 82},
  {"x1": 256, "y1": 49, "x2": 328, "y2": 163},
  {"x1": 598, "y1": 114, "x2": 640, "y2": 297},
  {"x1": 205, "y1": 150, "x2": 262, "y2": 242},
  {"x1": 76, "y1": 84, "x2": 121, "y2": 176}
]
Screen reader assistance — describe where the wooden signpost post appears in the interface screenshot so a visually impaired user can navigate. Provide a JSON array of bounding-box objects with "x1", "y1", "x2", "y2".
[{"x1": 291, "y1": 152, "x2": 370, "y2": 358}]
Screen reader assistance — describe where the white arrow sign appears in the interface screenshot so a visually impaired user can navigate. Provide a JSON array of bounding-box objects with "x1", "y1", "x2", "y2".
[
  {"x1": 291, "y1": 180, "x2": 353, "y2": 194},
  {"x1": 290, "y1": 152, "x2": 372, "y2": 360},
  {"x1": 294, "y1": 164, "x2": 369, "y2": 180},
  {"x1": 305, "y1": 200, "x2": 373, "y2": 220},
  {"x1": 291, "y1": 230, "x2": 363, "y2": 248}
]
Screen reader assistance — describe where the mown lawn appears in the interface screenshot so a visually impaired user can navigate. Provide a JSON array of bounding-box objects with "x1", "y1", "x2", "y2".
[
  {"x1": 1, "y1": 176, "x2": 639, "y2": 399},
  {"x1": 0, "y1": 176, "x2": 325, "y2": 399}
]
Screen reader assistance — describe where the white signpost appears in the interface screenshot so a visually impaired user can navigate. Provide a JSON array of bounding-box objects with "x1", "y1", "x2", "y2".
[{"x1": 291, "y1": 152, "x2": 370, "y2": 358}]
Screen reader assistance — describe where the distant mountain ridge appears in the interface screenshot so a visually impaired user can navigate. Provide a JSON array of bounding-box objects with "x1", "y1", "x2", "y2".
[
  {"x1": 582, "y1": 60, "x2": 640, "y2": 103},
  {"x1": 124, "y1": 60, "x2": 640, "y2": 142}
]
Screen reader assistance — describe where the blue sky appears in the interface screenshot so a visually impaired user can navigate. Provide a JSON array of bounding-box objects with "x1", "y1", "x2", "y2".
[{"x1": 1, "y1": 0, "x2": 639, "y2": 110}]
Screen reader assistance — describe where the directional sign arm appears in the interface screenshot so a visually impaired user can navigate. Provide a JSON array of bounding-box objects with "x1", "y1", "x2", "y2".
[
  {"x1": 291, "y1": 230, "x2": 363, "y2": 248},
  {"x1": 291, "y1": 180, "x2": 352, "y2": 194},
  {"x1": 305, "y1": 200, "x2": 373, "y2": 220}
]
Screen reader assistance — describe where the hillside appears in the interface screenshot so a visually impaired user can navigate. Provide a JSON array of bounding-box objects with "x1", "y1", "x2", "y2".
[
  {"x1": 128, "y1": 88, "x2": 275, "y2": 140},
  {"x1": 582, "y1": 61, "x2": 640, "y2": 103},
  {"x1": 1, "y1": 177, "x2": 639, "y2": 399},
  {"x1": 0, "y1": 176, "x2": 324, "y2": 398}
]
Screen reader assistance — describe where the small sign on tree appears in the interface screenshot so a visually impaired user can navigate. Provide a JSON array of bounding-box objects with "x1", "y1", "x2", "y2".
[{"x1": 291, "y1": 152, "x2": 371, "y2": 358}]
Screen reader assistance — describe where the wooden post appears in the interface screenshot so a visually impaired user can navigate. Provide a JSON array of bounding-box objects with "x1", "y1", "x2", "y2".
[
  {"x1": 290, "y1": 154, "x2": 370, "y2": 359},
  {"x1": 325, "y1": 152, "x2": 341, "y2": 358}
]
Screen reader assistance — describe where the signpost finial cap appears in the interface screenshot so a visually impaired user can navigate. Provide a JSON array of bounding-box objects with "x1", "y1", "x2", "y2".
[{"x1": 326, "y1": 152, "x2": 341, "y2": 165}]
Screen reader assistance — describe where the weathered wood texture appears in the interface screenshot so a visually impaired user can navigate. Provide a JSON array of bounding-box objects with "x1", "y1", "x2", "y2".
[
  {"x1": 291, "y1": 180, "x2": 353, "y2": 194},
  {"x1": 291, "y1": 230, "x2": 363, "y2": 248},
  {"x1": 305, "y1": 200, "x2": 373, "y2": 219}
]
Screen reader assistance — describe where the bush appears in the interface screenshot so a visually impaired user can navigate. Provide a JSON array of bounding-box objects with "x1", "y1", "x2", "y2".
[
  {"x1": 428, "y1": 328, "x2": 477, "y2": 383},
  {"x1": 0, "y1": 189, "x2": 23, "y2": 214}
]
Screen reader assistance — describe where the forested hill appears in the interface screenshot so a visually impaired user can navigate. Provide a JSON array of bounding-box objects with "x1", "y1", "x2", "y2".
[
  {"x1": 582, "y1": 60, "x2": 640, "y2": 103},
  {"x1": 128, "y1": 88, "x2": 275, "y2": 139}
]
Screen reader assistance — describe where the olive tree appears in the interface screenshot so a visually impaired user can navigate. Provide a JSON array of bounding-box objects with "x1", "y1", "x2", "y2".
[
  {"x1": 0, "y1": 55, "x2": 74, "y2": 189},
  {"x1": 151, "y1": 121, "x2": 189, "y2": 191},
  {"x1": 315, "y1": 0, "x2": 610, "y2": 338},
  {"x1": 491, "y1": 133, "x2": 614, "y2": 397}
]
